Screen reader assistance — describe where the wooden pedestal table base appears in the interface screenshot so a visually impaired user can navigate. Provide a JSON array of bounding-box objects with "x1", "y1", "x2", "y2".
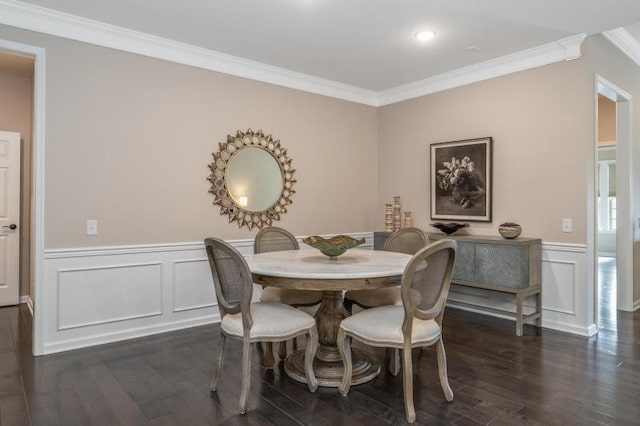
[
  {"x1": 284, "y1": 290, "x2": 380, "y2": 387},
  {"x1": 285, "y1": 348, "x2": 379, "y2": 387},
  {"x1": 246, "y1": 249, "x2": 411, "y2": 388}
]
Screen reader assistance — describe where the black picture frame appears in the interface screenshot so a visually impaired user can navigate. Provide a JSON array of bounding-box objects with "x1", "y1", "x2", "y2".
[{"x1": 430, "y1": 137, "x2": 492, "y2": 222}]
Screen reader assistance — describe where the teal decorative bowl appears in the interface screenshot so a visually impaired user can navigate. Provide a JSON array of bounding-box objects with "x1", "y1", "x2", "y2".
[{"x1": 303, "y1": 235, "x2": 365, "y2": 260}]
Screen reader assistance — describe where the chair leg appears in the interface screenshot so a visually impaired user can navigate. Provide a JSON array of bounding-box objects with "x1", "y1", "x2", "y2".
[
  {"x1": 210, "y1": 332, "x2": 226, "y2": 391},
  {"x1": 264, "y1": 342, "x2": 275, "y2": 369},
  {"x1": 278, "y1": 340, "x2": 288, "y2": 360},
  {"x1": 336, "y1": 328, "x2": 352, "y2": 396},
  {"x1": 402, "y1": 344, "x2": 416, "y2": 423},
  {"x1": 239, "y1": 337, "x2": 252, "y2": 414},
  {"x1": 285, "y1": 339, "x2": 295, "y2": 356},
  {"x1": 435, "y1": 338, "x2": 454, "y2": 401},
  {"x1": 304, "y1": 327, "x2": 319, "y2": 392},
  {"x1": 389, "y1": 348, "x2": 400, "y2": 376}
]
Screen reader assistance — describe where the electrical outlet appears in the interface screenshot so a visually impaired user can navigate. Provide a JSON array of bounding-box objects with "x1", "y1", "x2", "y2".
[
  {"x1": 562, "y1": 218, "x2": 572, "y2": 233},
  {"x1": 86, "y1": 219, "x2": 98, "y2": 236}
]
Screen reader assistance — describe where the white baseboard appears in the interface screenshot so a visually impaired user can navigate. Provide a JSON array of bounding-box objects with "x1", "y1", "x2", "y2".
[
  {"x1": 542, "y1": 319, "x2": 597, "y2": 337},
  {"x1": 19, "y1": 295, "x2": 34, "y2": 316},
  {"x1": 445, "y1": 303, "x2": 597, "y2": 337},
  {"x1": 44, "y1": 313, "x2": 220, "y2": 355},
  {"x1": 633, "y1": 299, "x2": 640, "y2": 311}
]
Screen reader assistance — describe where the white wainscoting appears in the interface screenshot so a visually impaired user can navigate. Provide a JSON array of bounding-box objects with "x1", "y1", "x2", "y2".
[
  {"x1": 41, "y1": 234, "x2": 590, "y2": 354},
  {"x1": 57, "y1": 262, "x2": 164, "y2": 330},
  {"x1": 42, "y1": 232, "x2": 373, "y2": 354},
  {"x1": 447, "y1": 241, "x2": 593, "y2": 336}
]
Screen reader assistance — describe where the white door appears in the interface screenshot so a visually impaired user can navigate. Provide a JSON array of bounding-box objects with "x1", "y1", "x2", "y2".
[{"x1": 0, "y1": 131, "x2": 20, "y2": 306}]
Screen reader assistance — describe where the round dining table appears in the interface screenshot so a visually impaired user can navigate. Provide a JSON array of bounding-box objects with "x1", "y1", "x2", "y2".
[{"x1": 245, "y1": 248, "x2": 412, "y2": 388}]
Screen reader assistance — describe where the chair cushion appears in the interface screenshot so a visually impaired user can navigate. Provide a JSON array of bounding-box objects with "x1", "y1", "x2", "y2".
[
  {"x1": 260, "y1": 287, "x2": 322, "y2": 305},
  {"x1": 221, "y1": 302, "x2": 316, "y2": 339},
  {"x1": 344, "y1": 287, "x2": 401, "y2": 307},
  {"x1": 340, "y1": 305, "x2": 441, "y2": 346}
]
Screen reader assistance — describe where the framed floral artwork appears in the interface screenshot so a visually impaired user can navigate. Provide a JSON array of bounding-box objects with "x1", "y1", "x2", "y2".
[{"x1": 430, "y1": 137, "x2": 492, "y2": 222}]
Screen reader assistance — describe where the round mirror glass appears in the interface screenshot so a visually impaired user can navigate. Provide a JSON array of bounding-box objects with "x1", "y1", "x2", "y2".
[{"x1": 226, "y1": 147, "x2": 284, "y2": 212}]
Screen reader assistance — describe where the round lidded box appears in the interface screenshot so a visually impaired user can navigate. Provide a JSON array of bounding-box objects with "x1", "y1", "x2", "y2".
[{"x1": 498, "y1": 222, "x2": 522, "y2": 239}]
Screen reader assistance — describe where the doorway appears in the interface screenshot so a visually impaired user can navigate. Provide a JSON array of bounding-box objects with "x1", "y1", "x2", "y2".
[
  {"x1": 0, "y1": 37, "x2": 45, "y2": 355},
  {"x1": 0, "y1": 51, "x2": 33, "y2": 308},
  {"x1": 595, "y1": 76, "x2": 633, "y2": 332}
]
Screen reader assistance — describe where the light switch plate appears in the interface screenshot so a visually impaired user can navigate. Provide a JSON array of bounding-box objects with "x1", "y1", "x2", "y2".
[
  {"x1": 562, "y1": 218, "x2": 572, "y2": 233},
  {"x1": 86, "y1": 219, "x2": 98, "y2": 235}
]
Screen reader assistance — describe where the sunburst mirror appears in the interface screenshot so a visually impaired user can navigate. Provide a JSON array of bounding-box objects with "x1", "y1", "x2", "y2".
[{"x1": 208, "y1": 129, "x2": 296, "y2": 229}]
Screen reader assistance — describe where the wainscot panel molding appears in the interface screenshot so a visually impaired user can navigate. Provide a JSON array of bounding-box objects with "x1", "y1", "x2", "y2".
[
  {"x1": 41, "y1": 235, "x2": 587, "y2": 353},
  {"x1": 56, "y1": 262, "x2": 164, "y2": 330},
  {"x1": 0, "y1": 0, "x2": 586, "y2": 107},
  {"x1": 41, "y1": 232, "x2": 373, "y2": 354},
  {"x1": 447, "y1": 241, "x2": 593, "y2": 336}
]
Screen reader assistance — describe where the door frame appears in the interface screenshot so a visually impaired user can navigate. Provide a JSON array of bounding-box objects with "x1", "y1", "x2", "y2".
[
  {"x1": 0, "y1": 38, "x2": 46, "y2": 355},
  {"x1": 594, "y1": 75, "x2": 633, "y2": 317}
]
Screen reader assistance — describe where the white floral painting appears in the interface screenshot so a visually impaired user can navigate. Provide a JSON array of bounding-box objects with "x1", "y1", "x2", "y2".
[{"x1": 430, "y1": 137, "x2": 492, "y2": 222}]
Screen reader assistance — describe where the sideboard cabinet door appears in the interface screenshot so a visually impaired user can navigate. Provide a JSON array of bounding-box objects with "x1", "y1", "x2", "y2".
[
  {"x1": 474, "y1": 243, "x2": 529, "y2": 289},
  {"x1": 452, "y1": 241, "x2": 475, "y2": 282}
]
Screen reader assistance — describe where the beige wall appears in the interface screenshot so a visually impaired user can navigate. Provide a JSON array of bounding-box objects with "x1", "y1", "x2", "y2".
[
  {"x1": 0, "y1": 25, "x2": 379, "y2": 248},
  {"x1": 377, "y1": 59, "x2": 591, "y2": 244},
  {"x1": 598, "y1": 94, "x2": 616, "y2": 145},
  {"x1": 0, "y1": 70, "x2": 33, "y2": 297},
  {"x1": 0, "y1": 25, "x2": 637, "y2": 307},
  {"x1": 584, "y1": 35, "x2": 640, "y2": 305}
]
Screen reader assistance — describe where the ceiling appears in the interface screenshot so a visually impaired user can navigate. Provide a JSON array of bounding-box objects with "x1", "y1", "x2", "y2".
[
  {"x1": 625, "y1": 21, "x2": 640, "y2": 40},
  {"x1": 1, "y1": 0, "x2": 640, "y2": 93}
]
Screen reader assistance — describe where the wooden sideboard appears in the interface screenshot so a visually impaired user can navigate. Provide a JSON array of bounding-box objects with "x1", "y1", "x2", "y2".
[{"x1": 373, "y1": 231, "x2": 542, "y2": 336}]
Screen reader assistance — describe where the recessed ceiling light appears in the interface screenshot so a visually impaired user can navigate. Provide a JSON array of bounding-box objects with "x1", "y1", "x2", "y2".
[{"x1": 415, "y1": 31, "x2": 437, "y2": 42}]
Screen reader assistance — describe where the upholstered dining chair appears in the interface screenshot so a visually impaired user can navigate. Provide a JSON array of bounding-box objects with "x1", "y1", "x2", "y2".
[
  {"x1": 254, "y1": 227, "x2": 322, "y2": 360},
  {"x1": 344, "y1": 227, "x2": 428, "y2": 310},
  {"x1": 254, "y1": 227, "x2": 323, "y2": 307},
  {"x1": 337, "y1": 239, "x2": 457, "y2": 423},
  {"x1": 343, "y1": 227, "x2": 428, "y2": 374},
  {"x1": 204, "y1": 237, "x2": 319, "y2": 414}
]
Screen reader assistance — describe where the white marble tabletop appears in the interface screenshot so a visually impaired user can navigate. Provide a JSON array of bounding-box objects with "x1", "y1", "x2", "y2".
[{"x1": 245, "y1": 248, "x2": 411, "y2": 279}]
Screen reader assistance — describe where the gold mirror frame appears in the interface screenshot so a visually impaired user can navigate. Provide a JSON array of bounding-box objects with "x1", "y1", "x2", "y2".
[{"x1": 208, "y1": 129, "x2": 296, "y2": 230}]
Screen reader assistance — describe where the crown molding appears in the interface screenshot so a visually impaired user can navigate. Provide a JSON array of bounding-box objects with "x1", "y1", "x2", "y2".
[
  {"x1": 0, "y1": 0, "x2": 588, "y2": 107},
  {"x1": 603, "y1": 28, "x2": 640, "y2": 67},
  {"x1": 377, "y1": 34, "x2": 586, "y2": 106},
  {"x1": 0, "y1": 0, "x2": 380, "y2": 105}
]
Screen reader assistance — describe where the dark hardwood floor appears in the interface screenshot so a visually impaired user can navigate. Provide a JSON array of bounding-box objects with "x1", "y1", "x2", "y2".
[{"x1": 1, "y1": 276, "x2": 639, "y2": 425}]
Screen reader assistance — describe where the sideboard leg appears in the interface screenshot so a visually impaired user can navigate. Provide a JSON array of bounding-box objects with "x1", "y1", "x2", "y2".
[
  {"x1": 516, "y1": 293, "x2": 524, "y2": 336},
  {"x1": 535, "y1": 290, "x2": 542, "y2": 329}
]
